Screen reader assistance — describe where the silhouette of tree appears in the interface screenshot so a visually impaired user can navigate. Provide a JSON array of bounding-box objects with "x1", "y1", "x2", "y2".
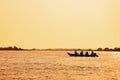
[
  {"x1": 0, "y1": 46, "x2": 24, "y2": 50},
  {"x1": 104, "y1": 48, "x2": 109, "y2": 51},
  {"x1": 114, "y1": 47, "x2": 120, "y2": 51},
  {"x1": 97, "y1": 48, "x2": 103, "y2": 51}
]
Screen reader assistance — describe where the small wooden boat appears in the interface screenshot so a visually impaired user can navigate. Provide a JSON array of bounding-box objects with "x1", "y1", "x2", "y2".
[
  {"x1": 67, "y1": 52, "x2": 98, "y2": 57},
  {"x1": 67, "y1": 52, "x2": 79, "y2": 56}
]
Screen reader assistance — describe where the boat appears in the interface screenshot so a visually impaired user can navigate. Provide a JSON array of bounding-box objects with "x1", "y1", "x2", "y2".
[
  {"x1": 67, "y1": 52, "x2": 79, "y2": 56},
  {"x1": 67, "y1": 51, "x2": 98, "y2": 57}
]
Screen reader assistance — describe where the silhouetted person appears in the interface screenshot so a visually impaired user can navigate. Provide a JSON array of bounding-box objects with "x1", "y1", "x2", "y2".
[
  {"x1": 80, "y1": 51, "x2": 83, "y2": 56},
  {"x1": 85, "y1": 51, "x2": 89, "y2": 56},
  {"x1": 94, "y1": 53, "x2": 98, "y2": 57},
  {"x1": 90, "y1": 51, "x2": 94, "y2": 56},
  {"x1": 90, "y1": 51, "x2": 98, "y2": 57},
  {"x1": 75, "y1": 50, "x2": 78, "y2": 55}
]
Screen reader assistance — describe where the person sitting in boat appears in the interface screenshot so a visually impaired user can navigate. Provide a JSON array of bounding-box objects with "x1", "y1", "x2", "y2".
[
  {"x1": 85, "y1": 51, "x2": 89, "y2": 56},
  {"x1": 80, "y1": 51, "x2": 83, "y2": 56},
  {"x1": 94, "y1": 53, "x2": 98, "y2": 57},
  {"x1": 74, "y1": 50, "x2": 78, "y2": 55},
  {"x1": 90, "y1": 51, "x2": 94, "y2": 56},
  {"x1": 90, "y1": 51, "x2": 98, "y2": 57}
]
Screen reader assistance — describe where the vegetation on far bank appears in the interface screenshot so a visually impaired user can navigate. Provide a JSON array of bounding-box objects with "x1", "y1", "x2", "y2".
[
  {"x1": 0, "y1": 46, "x2": 120, "y2": 51},
  {"x1": 0, "y1": 46, "x2": 23, "y2": 50}
]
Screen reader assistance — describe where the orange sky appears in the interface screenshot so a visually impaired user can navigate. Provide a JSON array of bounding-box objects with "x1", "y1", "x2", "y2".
[{"x1": 0, "y1": 0, "x2": 120, "y2": 49}]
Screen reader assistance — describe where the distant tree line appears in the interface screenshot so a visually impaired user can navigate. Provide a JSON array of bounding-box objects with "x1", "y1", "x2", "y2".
[
  {"x1": 0, "y1": 46, "x2": 24, "y2": 50},
  {"x1": 39, "y1": 47, "x2": 120, "y2": 51},
  {"x1": 38, "y1": 48, "x2": 81, "y2": 51},
  {"x1": 0, "y1": 46, "x2": 120, "y2": 51},
  {"x1": 96, "y1": 47, "x2": 120, "y2": 51}
]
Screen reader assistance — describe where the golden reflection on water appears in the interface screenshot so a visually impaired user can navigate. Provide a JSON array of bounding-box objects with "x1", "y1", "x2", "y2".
[{"x1": 0, "y1": 51, "x2": 120, "y2": 80}]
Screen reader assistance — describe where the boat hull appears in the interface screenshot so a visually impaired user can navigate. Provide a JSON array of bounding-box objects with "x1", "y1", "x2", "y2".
[{"x1": 67, "y1": 53, "x2": 98, "y2": 57}]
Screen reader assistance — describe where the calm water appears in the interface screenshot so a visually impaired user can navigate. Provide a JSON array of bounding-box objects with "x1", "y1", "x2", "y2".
[{"x1": 0, "y1": 51, "x2": 120, "y2": 80}]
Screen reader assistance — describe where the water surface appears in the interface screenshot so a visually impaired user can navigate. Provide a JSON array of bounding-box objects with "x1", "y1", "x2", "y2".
[{"x1": 0, "y1": 51, "x2": 120, "y2": 80}]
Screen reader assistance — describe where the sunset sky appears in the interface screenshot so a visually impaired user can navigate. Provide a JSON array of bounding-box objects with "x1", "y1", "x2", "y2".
[{"x1": 0, "y1": 0, "x2": 120, "y2": 49}]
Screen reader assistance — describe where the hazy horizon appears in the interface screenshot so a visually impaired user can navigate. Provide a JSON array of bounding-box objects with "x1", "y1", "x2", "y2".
[{"x1": 0, "y1": 0, "x2": 120, "y2": 49}]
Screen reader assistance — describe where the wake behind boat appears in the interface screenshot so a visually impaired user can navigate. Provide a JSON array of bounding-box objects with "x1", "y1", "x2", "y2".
[{"x1": 67, "y1": 51, "x2": 98, "y2": 57}]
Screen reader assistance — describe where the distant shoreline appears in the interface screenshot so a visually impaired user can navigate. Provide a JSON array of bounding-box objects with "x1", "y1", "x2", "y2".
[
  {"x1": 0, "y1": 49, "x2": 120, "y2": 52},
  {"x1": 0, "y1": 46, "x2": 120, "y2": 52}
]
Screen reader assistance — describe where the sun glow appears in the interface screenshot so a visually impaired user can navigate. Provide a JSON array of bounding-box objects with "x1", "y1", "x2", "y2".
[{"x1": 0, "y1": 0, "x2": 120, "y2": 49}]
